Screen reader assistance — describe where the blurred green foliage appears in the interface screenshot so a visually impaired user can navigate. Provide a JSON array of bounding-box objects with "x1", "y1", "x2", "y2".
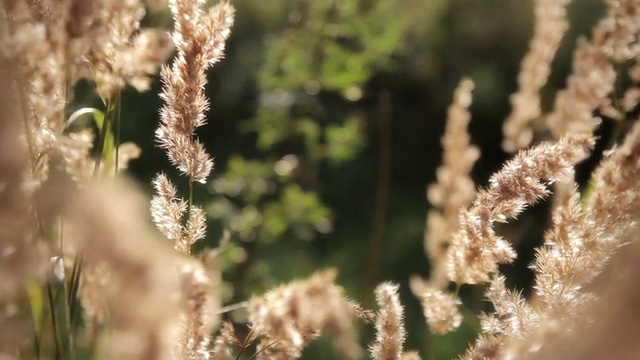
[
  {"x1": 204, "y1": 0, "x2": 407, "y2": 309},
  {"x1": 114, "y1": 0, "x2": 608, "y2": 358}
]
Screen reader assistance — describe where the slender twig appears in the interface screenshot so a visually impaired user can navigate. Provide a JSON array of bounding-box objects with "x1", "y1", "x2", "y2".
[
  {"x1": 211, "y1": 301, "x2": 249, "y2": 316},
  {"x1": 362, "y1": 89, "x2": 393, "y2": 299},
  {"x1": 246, "y1": 339, "x2": 281, "y2": 360},
  {"x1": 234, "y1": 345, "x2": 245, "y2": 360}
]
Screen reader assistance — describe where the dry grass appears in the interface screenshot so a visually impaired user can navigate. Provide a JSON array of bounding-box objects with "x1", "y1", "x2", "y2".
[{"x1": 2, "y1": 0, "x2": 640, "y2": 359}]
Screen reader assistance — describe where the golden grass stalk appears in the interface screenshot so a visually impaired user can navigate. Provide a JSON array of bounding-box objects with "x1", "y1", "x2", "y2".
[
  {"x1": 502, "y1": 0, "x2": 572, "y2": 152},
  {"x1": 546, "y1": 0, "x2": 640, "y2": 138},
  {"x1": 248, "y1": 270, "x2": 362, "y2": 359},
  {"x1": 175, "y1": 260, "x2": 217, "y2": 360},
  {"x1": 409, "y1": 277, "x2": 462, "y2": 335},
  {"x1": 151, "y1": 173, "x2": 190, "y2": 251},
  {"x1": 447, "y1": 134, "x2": 593, "y2": 285},
  {"x1": 504, "y1": 230, "x2": 640, "y2": 360},
  {"x1": 456, "y1": 93, "x2": 640, "y2": 360},
  {"x1": 531, "y1": 119, "x2": 640, "y2": 317},
  {"x1": 411, "y1": 78, "x2": 476, "y2": 336},
  {"x1": 370, "y1": 282, "x2": 406, "y2": 360},
  {"x1": 156, "y1": 0, "x2": 234, "y2": 184},
  {"x1": 425, "y1": 78, "x2": 479, "y2": 289},
  {"x1": 152, "y1": 0, "x2": 234, "y2": 258}
]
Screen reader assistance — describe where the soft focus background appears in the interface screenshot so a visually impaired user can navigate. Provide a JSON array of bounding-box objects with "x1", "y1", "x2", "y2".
[{"x1": 94, "y1": 1, "x2": 606, "y2": 358}]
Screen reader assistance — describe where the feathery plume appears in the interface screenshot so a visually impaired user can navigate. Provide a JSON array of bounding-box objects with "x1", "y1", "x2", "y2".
[
  {"x1": 1, "y1": 0, "x2": 161, "y2": 187},
  {"x1": 457, "y1": 334, "x2": 501, "y2": 360},
  {"x1": 503, "y1": 230, "x2": 640, "y2": 360},
  {"x1": 156, "y1": 0, "x2": 234, "y2": 183},
  {"x1": 447, "y1": 134, "x2": 593, "y2": 285},
  {"x1": 595, "y1": 0, "x2": 640, "y2": 63},
  {"x1": 458, "y1": 276, "x2": 540, "y2": 358},
  {"x1": 547, "y1": 0, "x2": 640, "y2": 138},
  {"x1": 546, "y1": 40, "x2": 616, "y2": 138},
  {"x1": 248, "y1": 270, "x2": 362, "y2": 359},
  {"x1": 175, "y1": 260, "x2": 216, "y2": 360},
  {"x1": 533, "y1": 121, "x2": 640, "y2": 316},
  {"x1": 502, "y1": 0, "x2": 571, "y2": 152},
  {"x1": 210, "y1": 321, "x2": 237, "y2": 360},
  {"x1": 150, "y1": 173, "x2": 188, "y2": 249},
  {"x1": 458, "y1": 120, "x2": 640, "y2": 360},
  {"x1": 482, "y1": 276, "x2": 539, "y2": 339},
  {"x1": 528, "y1": 181, "x2": 597, "y2": 318},
  {"x1": 370, "y1": 282, "x2": 406, "y2": 360},
  {"x1": 87, "y1": 0, "x2": 174, "y2": 97},
  {"x1": 425, "y1": 78, "x2": 479, "y2": 288},
  {"x1": 412, "y1": 78, "x2": 476, "y2": 336},
  {"x1": 409, "y1": 277, "x2": 462, "y2": 335},
  {"x1": 151, "y1": 173, "x2": 208, "y2": 254},
  {"x1": 579, "y1": 118, "x2": 640, "y2": 280}
]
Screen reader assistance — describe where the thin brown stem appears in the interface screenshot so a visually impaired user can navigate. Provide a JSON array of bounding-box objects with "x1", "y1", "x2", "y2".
[
  {"x1": 212, "y1": 301, "x2": 249, "y2": 316},
  {"x1": 362, "y1": 89, "x2": 393, "y2": 299},
  {"x1": 246, "y1": 339, "x2": 281, "y2": 360}
]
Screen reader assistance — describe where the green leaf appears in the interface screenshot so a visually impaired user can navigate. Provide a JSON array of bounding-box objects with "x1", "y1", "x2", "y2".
[
  {"x1": 325, "y1": 115, "x2": 364, "y2": 164},
  {"x1": 25, "y1": 281, "x2": 43, "y2": 336},
  {"x1": 66, "y1": 107, "x2": 115, "y2": 172},
  {"x1": 91, "y1": 109, "x2": 116, "y2": 173}
]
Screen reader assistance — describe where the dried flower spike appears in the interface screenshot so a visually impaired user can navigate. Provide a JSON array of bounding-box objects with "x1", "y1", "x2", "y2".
[
  {"x1": 370, "y1": 282, "x2": 406, "y2": 360},
  {"x1": 426, "y1": 77, "x2": 479, "y2": 289},
  {"x1": 409, "y1": 276, "x2": 462, "y2": 335},
  {"x1": 248, "y1": 270, "x2": 362, "y2": 359},
  {"x1": 156, "y1": 0, "x2": 235, "y2": 183},
  {"x1": 447, "y1": 134, "x2": 593, "y2": 285},
  {"x1": 502, "y1": 0, "x2": 571, "y2": 152}
]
